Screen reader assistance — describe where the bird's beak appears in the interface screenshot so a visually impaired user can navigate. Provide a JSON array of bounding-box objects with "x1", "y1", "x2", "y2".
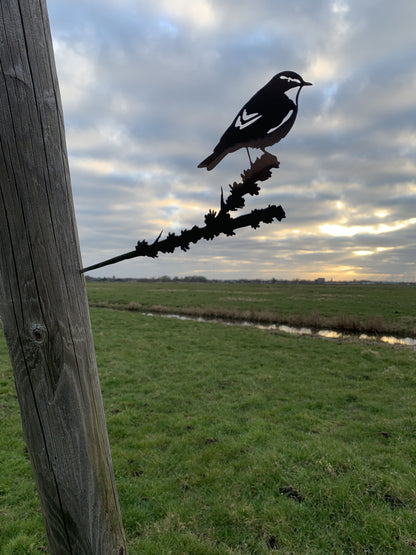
[{"x1": 302, "y1": 81, "x2": 313, "y2": 87}]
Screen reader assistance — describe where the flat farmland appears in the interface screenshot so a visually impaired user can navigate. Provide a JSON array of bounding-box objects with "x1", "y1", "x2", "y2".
[
  {"x1": 0, "y1": 281, "x2": 415, "y2": 553},
  {"x1": 87, "y1": 280, "x2": 416, "y2": 337}
]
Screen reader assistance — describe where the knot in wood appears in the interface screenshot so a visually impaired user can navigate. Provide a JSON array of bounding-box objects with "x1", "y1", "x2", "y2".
[{"x1": 31, "y1": 323, "x2": 46, "y2": 343}]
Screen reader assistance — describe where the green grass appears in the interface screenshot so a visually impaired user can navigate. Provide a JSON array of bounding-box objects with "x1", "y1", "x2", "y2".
[
  {"x1": 0, "y1": 347, "x2": 48, "y2": 553},
  {"x1": 1, "y1": 289, "x2": 416, "y2": 552},
  {"x1": 86, "y1": 281, "x2": 416, "y2": 337}
]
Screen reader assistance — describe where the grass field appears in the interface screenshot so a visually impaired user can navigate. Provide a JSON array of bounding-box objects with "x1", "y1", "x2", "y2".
[
  {"x1": 87, "y1": 280, "x2": 416, "y2": 338},
  {"x1": 1, "y1": 282, "x2": 415, "y2": 553}
]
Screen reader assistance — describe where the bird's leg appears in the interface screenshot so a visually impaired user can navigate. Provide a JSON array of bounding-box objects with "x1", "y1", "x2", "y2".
[{"x1": 246, "y1": 147, "x2": 253, "y2": 166}]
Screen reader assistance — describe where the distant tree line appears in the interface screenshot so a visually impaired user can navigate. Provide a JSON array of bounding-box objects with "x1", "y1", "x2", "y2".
[{"x1": 84, "y1": 276, "x2": 413, "y2": 285}]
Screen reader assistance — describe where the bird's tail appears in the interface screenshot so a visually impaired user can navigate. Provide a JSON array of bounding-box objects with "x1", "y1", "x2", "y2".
[{"x1": 197, "y1": 150, "x2": 228, "y2": 171}]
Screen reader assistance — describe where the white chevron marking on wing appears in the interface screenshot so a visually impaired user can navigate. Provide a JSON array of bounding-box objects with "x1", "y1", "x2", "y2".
[{"x1": 235, "y1": 109, "x2": 262, "y2": 130}]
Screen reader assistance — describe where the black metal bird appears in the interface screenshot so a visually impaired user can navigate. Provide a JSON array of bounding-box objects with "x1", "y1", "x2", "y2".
[{"x1": 198, "y1": 70, "x2": 312, "y2": 171}]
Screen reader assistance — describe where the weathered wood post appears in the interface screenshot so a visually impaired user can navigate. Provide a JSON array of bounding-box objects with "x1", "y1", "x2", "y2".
[{"x1": 0, "y1": 1, "x2": 127, "y2": 552}]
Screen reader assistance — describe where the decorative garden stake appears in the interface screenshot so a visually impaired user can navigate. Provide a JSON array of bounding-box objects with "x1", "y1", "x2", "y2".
[{"x1": 81, "y1": 72, "x2": 311, "y2": 274}]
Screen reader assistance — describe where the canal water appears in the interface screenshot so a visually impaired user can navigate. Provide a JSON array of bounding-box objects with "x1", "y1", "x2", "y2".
[{"x1": 143, "y1": 312, "x2": 416, "y2": 347}]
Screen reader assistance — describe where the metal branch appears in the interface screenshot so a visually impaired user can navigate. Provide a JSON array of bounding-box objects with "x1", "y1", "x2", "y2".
[
  {"x1": 80, "y1": 152, "x2": 283, "y2": 274},
  {"x1": 80, "y1": 204, "x2": 285, "y2": 273}
]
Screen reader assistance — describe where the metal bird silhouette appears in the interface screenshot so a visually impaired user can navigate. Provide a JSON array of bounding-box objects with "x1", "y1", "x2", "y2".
[{"x1": 198, "y1": 70, "x2": 312, "y2": 171}]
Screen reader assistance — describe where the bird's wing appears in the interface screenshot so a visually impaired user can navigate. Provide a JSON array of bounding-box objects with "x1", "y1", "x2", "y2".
[
  {"x1": 231, "y1": 95, "x2": 295, "y2": 137},
  {"x1": 212, "y1": 94, "x2": 296, "y2": 155}
]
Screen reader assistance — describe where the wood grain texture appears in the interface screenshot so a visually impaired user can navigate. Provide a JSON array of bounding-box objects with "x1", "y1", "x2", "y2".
[{"x1": 0, "y1": 1, "x2": 127, "y2": 552}]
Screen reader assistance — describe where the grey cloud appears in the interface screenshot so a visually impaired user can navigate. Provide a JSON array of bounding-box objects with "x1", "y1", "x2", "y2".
[{"x1": 47, "y1": 0, "x2": 416, "y2": 280}]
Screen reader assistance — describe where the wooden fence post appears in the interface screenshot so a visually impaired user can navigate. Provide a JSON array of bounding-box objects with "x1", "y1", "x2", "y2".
[{"x1": 0, "y1": 1, "x2": 127, "y2": 552}]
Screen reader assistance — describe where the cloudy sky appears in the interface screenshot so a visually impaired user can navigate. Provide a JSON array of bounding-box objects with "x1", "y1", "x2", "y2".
[{"x1": 46, "y1": 0, "x2": 416, "y2": 281}]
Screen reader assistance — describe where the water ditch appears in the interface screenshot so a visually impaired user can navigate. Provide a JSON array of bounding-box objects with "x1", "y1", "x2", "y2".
[{"x1": 142, "y1": 312, "x2": 416, "y2": 347}]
